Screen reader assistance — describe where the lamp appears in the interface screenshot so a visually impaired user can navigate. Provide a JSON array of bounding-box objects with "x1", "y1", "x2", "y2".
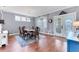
[
  {"x1": 73, "y1": 21, "x2": 79, "y2": 28},
  {"x1": 73, "y1": 21, "x2": 79, "y2": 38}
]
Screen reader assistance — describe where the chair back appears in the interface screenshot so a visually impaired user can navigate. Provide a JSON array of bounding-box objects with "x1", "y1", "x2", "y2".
[
  {"x1": 22, "y1": 26, "x2": 25, "y2": 32},
  {"x1": 19, "y1": 26, "x2": 23, "y2": 35}
]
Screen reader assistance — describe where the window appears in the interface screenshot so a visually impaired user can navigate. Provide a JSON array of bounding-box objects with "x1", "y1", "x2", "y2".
[
  {"x1": 15, "y1": 16, "x2": 21, "y2": 21},
  {"x1": 15, "y1": 16, "x2": 31, "y2": 22},
  {"x1": 21, "y1": 17, "x2": 26, "y2": 21},
  {"x1": 43, "y1": 19, "x2": 47, "y2": 29},
  {"x1": 26, "y1": 18, "x2": 31, "y2": 22},
  {"x1": 35, "y1": 16, "x2": 47, "y2": 32},
  {"x1": 15, "y1": 15, "x2": 26, "y2": 21}
]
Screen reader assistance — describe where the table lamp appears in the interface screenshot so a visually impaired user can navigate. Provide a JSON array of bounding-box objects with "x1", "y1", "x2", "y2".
[{"x1": 73, "y1": 21, "x2": 79, "y2": 38}]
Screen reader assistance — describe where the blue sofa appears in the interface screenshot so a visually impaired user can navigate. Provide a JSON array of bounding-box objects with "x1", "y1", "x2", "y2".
[{"x1": 67, "y1": 39, "x2": 79, "y2": 52}]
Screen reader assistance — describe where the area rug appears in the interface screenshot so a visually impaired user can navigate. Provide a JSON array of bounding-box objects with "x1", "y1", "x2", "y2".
[
  {"x1": 15, "y1": 36, "x2": 36, "y2": 47},
  {"x1": 67, "y1": 39, "x2": 79, "y2": 52}
]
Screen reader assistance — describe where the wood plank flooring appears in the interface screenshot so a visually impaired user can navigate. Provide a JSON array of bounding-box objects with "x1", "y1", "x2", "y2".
[{"x1": 0, "y1": 35, "x2": 67, "y2": 52}]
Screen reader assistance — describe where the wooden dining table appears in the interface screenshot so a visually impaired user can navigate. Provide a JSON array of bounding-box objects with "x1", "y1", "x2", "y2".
[
  {"x1": 24, "y1": 29, "x2": 35, "y2": 32},
  {"x1": 23, "y1": 29, "x2": 36, "y2": 37}
]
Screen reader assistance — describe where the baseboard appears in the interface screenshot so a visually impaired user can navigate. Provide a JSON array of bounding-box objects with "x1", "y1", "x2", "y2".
[
  {"x1": 40, "y1": 32, "x2": 66, "y2": 38},
  {"x1": 9, "y1": 33, "x2": 19, "y2": 36},
  {"x1": 9, "y1": 32, "x2": 66, "y2": 38}
]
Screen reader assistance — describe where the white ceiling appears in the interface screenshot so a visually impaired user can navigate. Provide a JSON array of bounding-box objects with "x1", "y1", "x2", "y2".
[{"x1": 0, "y1": 6, "x2": 73, "y2": 17}]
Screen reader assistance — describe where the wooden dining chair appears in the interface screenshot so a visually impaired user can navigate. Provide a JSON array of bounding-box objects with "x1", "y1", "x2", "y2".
[
  {"x1": 22, "y1": 26, "x2": 28, "y2": 37},
  {"x1": 19, "y1": 26, "x2": 23, "y2": 36},
  {"x1": 35, "y1": 27, "x2": 40, "y2": 39}
]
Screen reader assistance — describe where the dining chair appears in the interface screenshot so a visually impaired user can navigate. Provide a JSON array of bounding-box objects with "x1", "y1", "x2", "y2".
[
  {"x1": 35, "y1": 27, "x2": 40, "y2": 39},
  {"x1": 19, "y1": 26, "x2": 23, "y2": 36},
  {"x1": 22, "y1": 26, "x2": 28, "y2": 37}
]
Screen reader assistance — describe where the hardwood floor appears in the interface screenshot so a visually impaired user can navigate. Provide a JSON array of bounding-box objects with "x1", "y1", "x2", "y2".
[{"x1": 0, "y1": 35, "x2": 67, "y2": 52}]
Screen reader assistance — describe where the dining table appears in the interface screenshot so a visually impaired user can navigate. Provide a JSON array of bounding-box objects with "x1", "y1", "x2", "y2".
[
  {"x1": 23, "y1": 28, "x2": 36, "y2": 37},
  {"x1": 24, "y1": 29, "x2": 35, "y2": 32}
]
